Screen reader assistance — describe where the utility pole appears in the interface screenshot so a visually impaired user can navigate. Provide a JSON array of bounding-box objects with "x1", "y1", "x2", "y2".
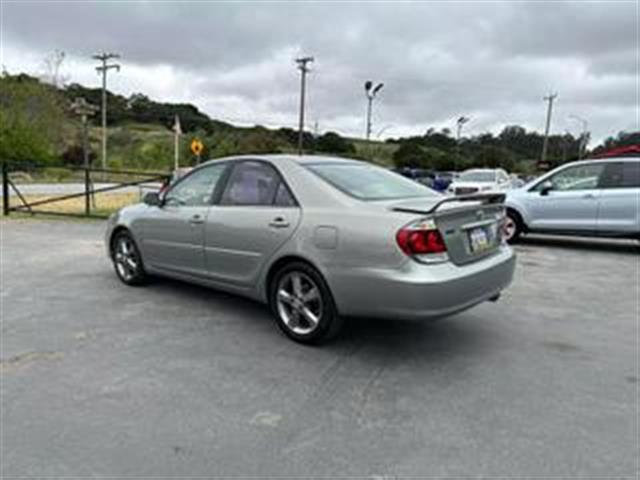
[
  {"x1": 172, "y1": 115, "x2": 182, "y2": 171},
  {"x1": 455, "y1": 116, "x2": 470, "y2": 171},
  {"x1": 70, "y1": 97, "x2": 98, "y2": 214},
  {"x1": 93, "y1": 52, "x2": 121, "y2": 170},
  {"x1": 295, "y1": 56, "x2": 313, "y2": 155},
  {"x1": 540, "y1": 92, "x2": 558, "y2": 166}
]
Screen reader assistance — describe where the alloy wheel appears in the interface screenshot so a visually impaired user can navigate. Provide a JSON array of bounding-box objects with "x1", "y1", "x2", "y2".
[
  {"x1": 114, "y1": 236, "x2": 140, "y2": 282},
  {"x1": 275, "y1": 271, "x2": 323, "y2": 335}
]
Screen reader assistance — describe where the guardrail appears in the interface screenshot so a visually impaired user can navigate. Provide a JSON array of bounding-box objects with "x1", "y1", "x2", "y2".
[{"x1": 1, "y1": 162, "x2": 171, "y2": 219}]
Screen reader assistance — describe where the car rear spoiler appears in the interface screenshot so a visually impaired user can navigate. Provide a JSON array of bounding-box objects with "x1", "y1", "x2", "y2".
[{"x1": 392, "y1": 193, "x2": 506, "y2": 215}]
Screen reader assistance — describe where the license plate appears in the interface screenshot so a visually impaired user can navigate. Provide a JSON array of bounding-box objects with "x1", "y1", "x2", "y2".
[{"x1": 468, "y1": 226, "x2": 491, "y2": 253}]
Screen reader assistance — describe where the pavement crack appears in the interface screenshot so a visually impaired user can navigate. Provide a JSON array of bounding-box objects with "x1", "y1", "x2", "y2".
[{"x1": 0, "y1": 350, "x2": 64, "y2": 373}]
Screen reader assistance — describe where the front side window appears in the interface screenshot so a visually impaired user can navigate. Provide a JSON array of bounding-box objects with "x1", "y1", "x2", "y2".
[
  {"x1": 220, "y1": 161, "x2": 292, "y2": 206},
  {"x1": 535, "y1": 164, "x2": 605, "y2": 192},
  {"x1": 307, "y1": 163, "x2": 437, "y2": 201},
  {"x1": 164, "y1": 163, "x2": 227, "y2": 206},
  {"x1": 599, "y1": 162, "x2": 640, "y2": 189}
]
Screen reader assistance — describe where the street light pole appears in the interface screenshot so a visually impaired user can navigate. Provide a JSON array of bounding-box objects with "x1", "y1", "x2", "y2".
[
  {"x1": 93, "y1": 52, "x2": 121, "y2": 170},
  {"x1": 364, "y1": 81, "x2": 384, "y2": 141},
  {"x1": 295, "y1": 56, "x2": 314, "y2": 155},
  {"x1": 456, "y1": 116, "x2": 470, "y2": 170}
]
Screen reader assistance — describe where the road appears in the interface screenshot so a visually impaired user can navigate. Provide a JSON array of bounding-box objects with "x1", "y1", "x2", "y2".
[{"x1": 1, "y1": 220, "x2": 637, "y2": 477}]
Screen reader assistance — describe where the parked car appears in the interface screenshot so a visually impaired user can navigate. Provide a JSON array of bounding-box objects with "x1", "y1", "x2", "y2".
[
  {"x1": 432, "y1": 171, "x2": 458, "y2": 192},
  {"x1": 448, "y1": 169, "x2": 512, "y2": 195},
  {"x1": 106, "y1": 155, "x2": 516, "y2": 344},
  {"x1": 510, "y1": 174, "x2": 526, "y2": 189},
  {"x1": 503, "y1": 157, "x2": 640, "y2": 242}
]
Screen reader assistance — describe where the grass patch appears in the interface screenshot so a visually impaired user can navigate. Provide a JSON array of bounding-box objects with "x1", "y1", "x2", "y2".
[{"x1": 5, "y1": 191, "x2": 140, "y2": 217}]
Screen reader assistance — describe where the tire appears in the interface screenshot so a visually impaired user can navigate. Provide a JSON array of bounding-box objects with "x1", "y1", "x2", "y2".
[
  {"x1": 111, "y1": 230, "x2": 147, "y2": 286},
  {"x1": 269, "y1": 261, "x2": 343, "y2": 345},
  {"x1": 503, "y1": 209, "x2": 524, "y2": 244}
]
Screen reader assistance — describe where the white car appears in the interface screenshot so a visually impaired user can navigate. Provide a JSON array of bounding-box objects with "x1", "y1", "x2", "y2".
[{"x1": 448, "y1": 169, "x2": 512, "y2": 196}]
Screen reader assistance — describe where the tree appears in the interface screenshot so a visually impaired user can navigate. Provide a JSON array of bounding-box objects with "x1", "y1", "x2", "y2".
[
  {"x1": 61, "y1": 144, "x2": 97, "y2": 166},
  {"x1": 0, "y1": 73, "x2": 65, "y2": 164},
  {"x1": 237, "y1": 128, "x2": 281, "y2": 154},
  {"x1": 392, "y1": 142, "x2": 426, "y2": 168},
  {"x1": 472, "y1": 145, "x2": 515, "y2": 170},
  {"x1": 315, "y1": 132, "x2": 355, "y2": 155},
  {"x1": 423, "y1": 147, "x2": 455, "y2": 171},
  {"x1": 41, "y1": 50, "x2": 69, "y2": 88}
]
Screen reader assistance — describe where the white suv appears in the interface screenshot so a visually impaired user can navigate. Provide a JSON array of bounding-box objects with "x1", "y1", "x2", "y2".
[{"x1": 503, "y1": 157, "x2": 640, "y2": 242}]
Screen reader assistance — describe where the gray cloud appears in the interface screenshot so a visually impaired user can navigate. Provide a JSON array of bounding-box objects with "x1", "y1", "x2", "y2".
[{"x1": 1, "y1": 1, "x2": 637, "y2": 143}]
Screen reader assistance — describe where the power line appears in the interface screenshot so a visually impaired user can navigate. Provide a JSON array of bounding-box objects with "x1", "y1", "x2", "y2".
[
  {"x1": 92, "y1": 52, "x2": 121, "y2": 170},
  {"x1": 295, "y1": 56, "x2": 313, "y2": 155}
]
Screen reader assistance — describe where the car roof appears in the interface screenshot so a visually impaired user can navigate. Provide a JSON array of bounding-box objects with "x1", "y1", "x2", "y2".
[
  {"x1": 562, "y1": 157, "x2": 639, "y2": 167},
  {"x1": 201, "y1": 153, "x2": 365, "y2": 167}
]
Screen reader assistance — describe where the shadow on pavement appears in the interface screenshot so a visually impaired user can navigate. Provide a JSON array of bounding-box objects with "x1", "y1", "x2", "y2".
[
  {"x1": 518, "y1": 235, "x2": 638, "y2": 255},
  {"x1": 144, "y1": 275, "x2": 493, "y2": 363}
]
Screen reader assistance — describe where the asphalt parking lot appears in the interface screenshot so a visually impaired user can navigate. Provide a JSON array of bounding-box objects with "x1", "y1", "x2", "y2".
[{"x1": 1, "y1": 219, "x2": 637, "y2": 477}]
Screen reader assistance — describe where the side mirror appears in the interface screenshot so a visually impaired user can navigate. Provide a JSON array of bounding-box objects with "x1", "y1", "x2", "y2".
[
  {"x1": 539, "y1": 180, "x2": 553, "y2": 196},
  {"x1": 143, "y1": 191, "x2": 162, "y2": 206}
]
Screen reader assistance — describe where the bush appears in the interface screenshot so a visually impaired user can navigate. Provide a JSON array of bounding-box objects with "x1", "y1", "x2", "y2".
[
  {"x1": 392, "y1": 142, "x2": 426, "y2": 169},
  {"x1": 0, "y1": 74, "x2": 65, "y2": 164},
  {"x1": 315, "y1": 132, "x2": 356, "y2": 155}
]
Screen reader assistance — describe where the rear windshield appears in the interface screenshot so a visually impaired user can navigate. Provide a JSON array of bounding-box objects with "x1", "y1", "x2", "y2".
[
  {"x1": 306, "y1": 163, "x2": 438, "y2": 200},
  {"x1": 459, "y1": 170, "x2": 496, "y2": 182}
]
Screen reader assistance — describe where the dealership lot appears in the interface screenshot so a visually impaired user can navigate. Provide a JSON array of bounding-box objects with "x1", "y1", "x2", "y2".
[{"x1": 1, "y1": 220, "x2": 637, "y2": 477}]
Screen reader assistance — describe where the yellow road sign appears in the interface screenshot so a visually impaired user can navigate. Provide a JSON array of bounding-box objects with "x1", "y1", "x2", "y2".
[{"x1": 190, "y1": 138, "x2": 204, "y2": 156}]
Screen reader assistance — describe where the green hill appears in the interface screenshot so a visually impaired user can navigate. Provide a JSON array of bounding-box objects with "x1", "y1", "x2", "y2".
[{"x1": 2, "y1": 71, "x2": 635, "y2": 174}]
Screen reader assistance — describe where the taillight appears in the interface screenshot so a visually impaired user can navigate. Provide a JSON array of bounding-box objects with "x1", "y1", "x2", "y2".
[{"x1": 396, "y1": 219, "x2": 449, "y2": 263}]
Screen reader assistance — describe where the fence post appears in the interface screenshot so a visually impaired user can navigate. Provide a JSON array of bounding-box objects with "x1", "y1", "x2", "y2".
[
  {"x1": 84, "y1": 166, "x2": 91, "y2": 216},
  {"x1": 2, "y1": 162, "x2": 9, "y2": 216}
]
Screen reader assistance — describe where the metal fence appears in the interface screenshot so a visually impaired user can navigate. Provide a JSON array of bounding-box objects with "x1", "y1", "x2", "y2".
[{"x1": 2, "y1": 162, "x2": 171, "y2": 219}]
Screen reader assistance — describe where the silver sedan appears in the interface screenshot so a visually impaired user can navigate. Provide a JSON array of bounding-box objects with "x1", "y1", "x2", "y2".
[{"x1": 105, "y1": 155, "x2": 516, "y2": 344}]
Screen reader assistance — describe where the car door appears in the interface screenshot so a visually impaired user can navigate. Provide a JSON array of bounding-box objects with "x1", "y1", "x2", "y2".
[
  {"x1": 526, "y1": 163, "x2": 605, "y2": 232},
  {"x1": 204, "y1": 160, "x2": 301, "y2": 287},
  {"x1": 139, "y1": 163, "x2": 228, "y2": 276},
  {"x1": 596, "y1": 161, "x2": 640, "y2": 235}
]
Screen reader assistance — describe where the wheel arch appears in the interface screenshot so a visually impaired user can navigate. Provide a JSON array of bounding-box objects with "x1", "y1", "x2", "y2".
[
  {"x1": 263, "y1": 254, "x2": 330, "y2": 303},
  {"x1": 108, "y1": 225, "x2": 144, "y2": 261},
  {"x1": 506, "y1": 206, "x2": 528, "y2": 232}
]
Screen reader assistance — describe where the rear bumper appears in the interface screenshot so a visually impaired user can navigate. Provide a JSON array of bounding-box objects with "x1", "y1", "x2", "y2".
[{"x1": 328, "y1": 246, "x2": 516, "y2": 320}]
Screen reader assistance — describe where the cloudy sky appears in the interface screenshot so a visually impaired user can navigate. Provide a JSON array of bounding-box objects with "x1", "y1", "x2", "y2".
[{"x1": 1, "y1": 1, "x2": 637, "y2": 144}]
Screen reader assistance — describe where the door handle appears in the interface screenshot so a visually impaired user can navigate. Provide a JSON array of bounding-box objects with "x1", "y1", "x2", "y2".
[
  {"x1": 269, "y1": 217, "x2": 290, "y2": 228},
  {"x1": 189, "y1": 214, "x2": 205, "y2": 225},
  {"x1": 582, "y1": 193, "x2": 596, "y2": 199}
]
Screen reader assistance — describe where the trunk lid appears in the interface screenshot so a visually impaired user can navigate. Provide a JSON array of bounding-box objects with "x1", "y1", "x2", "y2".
[{"x1": 387, "y1": 194, "x2": 505, "y2": 265}]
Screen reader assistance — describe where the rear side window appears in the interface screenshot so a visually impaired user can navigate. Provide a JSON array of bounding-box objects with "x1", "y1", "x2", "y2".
[
  {"x1": 599, "y1": 162, "x2": 640, "y2": 188},
  {"x1": 274, "y1": 182, "x2": 296, "y2": 206},
  {"x1": 220, "y1": 161, "x2": 296, "y2": 206}
]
